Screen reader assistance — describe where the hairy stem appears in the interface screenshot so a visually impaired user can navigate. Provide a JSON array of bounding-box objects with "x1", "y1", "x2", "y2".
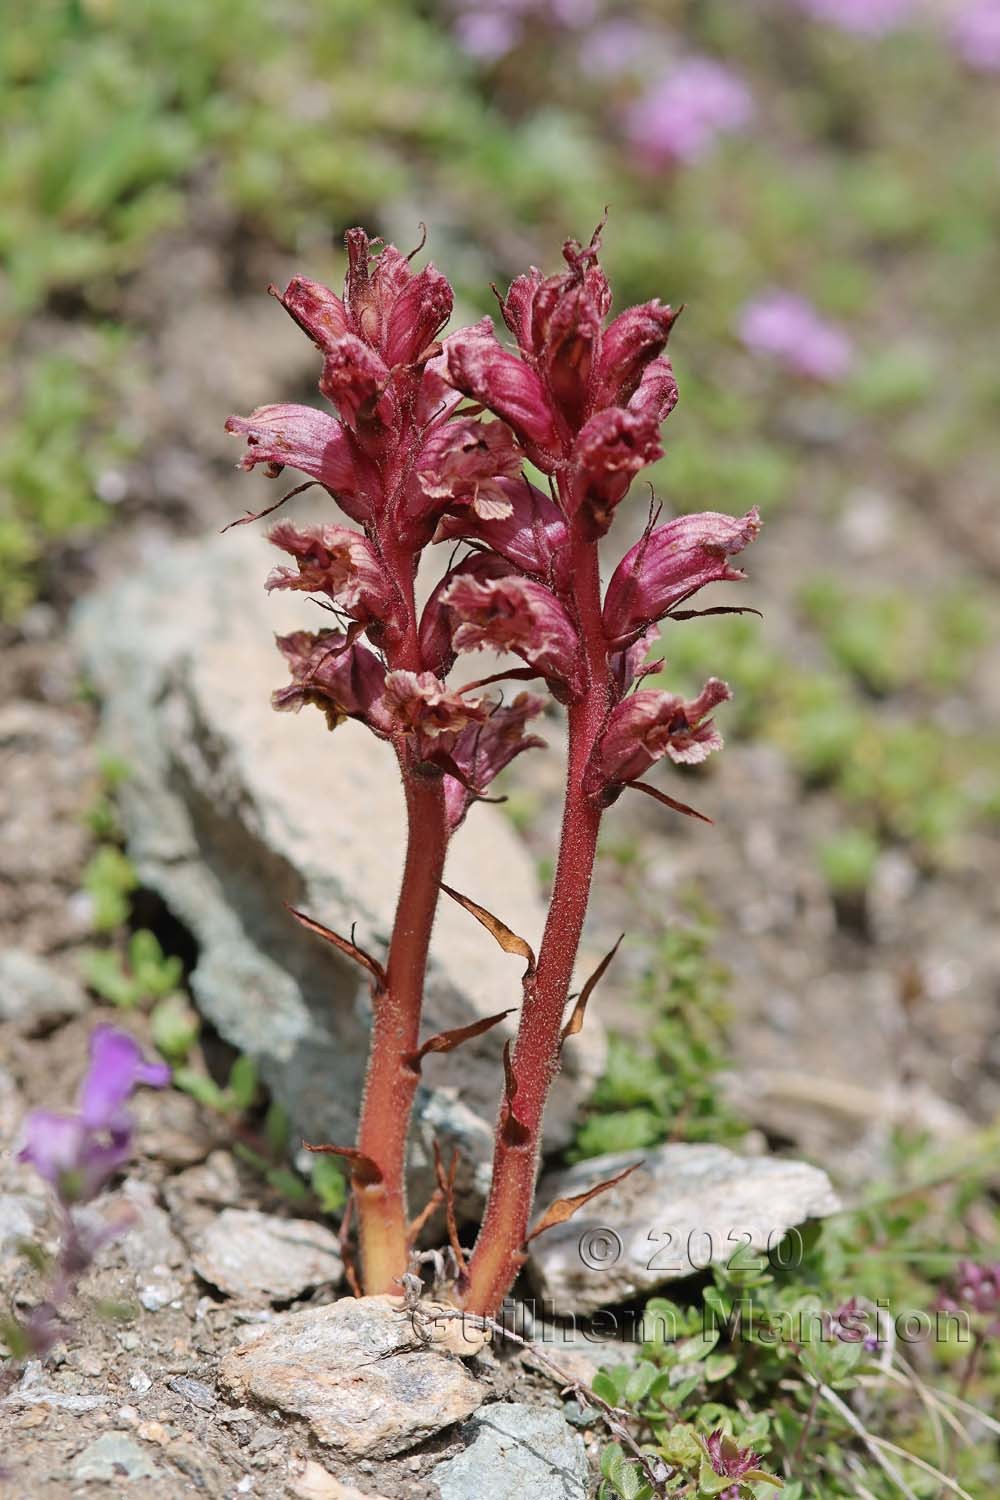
[
  {"x1": 353, "y1": 531, "x2": 450, "y2": 1292},
  {"x1": 463, "y1": 522, "x2": 611, "y2": 1316}
]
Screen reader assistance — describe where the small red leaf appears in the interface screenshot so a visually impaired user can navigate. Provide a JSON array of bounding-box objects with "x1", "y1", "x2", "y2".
[
  {"x1": 625, "y1": 780, "x2": 713, "y2": 824},
  {"x1": 405, "y1": 1008, "x2": 517, "y2": 1073},
  {"x1": 561, "y1": 934, "x2": 624, "y2": 1044},
  {"x1": 220, "y1": 480, "x2": 318, "y2": 533},
  {"x1": 302, "y1": 1142, "x2": 383, "y2": 1187},
  {"x1": 441, "y1": 884, "x2": 536, "y2": 972},
  {"x1": 500, "y1": 1040, "x2": 531, "y2": 1148},
  {"x1": 285, "y1": 905, "x2": 387, "y2": 986},
  {"x1": 524, "y1": 1162, "x2": 641, "y2": 1245}
]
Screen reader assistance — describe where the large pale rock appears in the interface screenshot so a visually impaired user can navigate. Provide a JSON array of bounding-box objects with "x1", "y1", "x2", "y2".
[
  {"x1": 433, "y1": 1403, "x2": 588, "y2": 1500},
  {"x1": 0, "y1": 949, "x2": 87, "y2": 1028},
  {"x1": 72, "y1": 530, "x2": 603, "y2": 1194},
  {"x1": 218, "y1": 1294, "x2": 484, "y2": 1458},
  {"x1": 527, "y1": 1143, "x2": 840, "y2": 1316},
  {"x1": 191, "y1": 1207, "x2": 342, "y2": 1302}
]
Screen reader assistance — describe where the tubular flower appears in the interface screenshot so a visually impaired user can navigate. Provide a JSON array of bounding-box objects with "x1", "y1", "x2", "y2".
[
  {"x1": 445, "y1": 316, "x2": 559, "y2": 460},
  {"x1": 441, "y1": 569, "x2": 584, "y2": 700},
  {"x1": 272, "y1": 629, "x2": 387, "y2": 730},
  {"x1": 588, "y1": 679, "x2": 732, "y2": 793},
  {"x1": 414, "y1": 417, "x2": 524, "y2": 525},
  {"x1": 224, "y1": 405, "x2": 371, "y2": 523},
  {"x1": 704, "y1": 1429, "x2": 771, "y2": 1484},
  {"x1": 266, "y1": 522, "x2": 391, "y2": 625},
  {"x1": 443, "y1": 692, "x2": 547, "y2": 830},
  {"x1": 603, "y1": 507, "x2": 761, "y2": 643},
  {"x1": 432, "y1": 477, "x2": 569, "y2": 584},
  {"x1": 18, "y1": 1027, "x2": 169, "y2": 1206},
  {"x1": 375, "y1": 670, "x2": 490, "y2": 759}
]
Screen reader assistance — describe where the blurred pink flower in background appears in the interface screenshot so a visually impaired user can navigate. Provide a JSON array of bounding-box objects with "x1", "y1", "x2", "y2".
[
  {"x1": 625, "y1": 58, "x2": 754, "y2": 165},
  {"x1": 577, "y1": 18, "x2": 653, "y2": 77},
  {"x1": 452, "y1": 0, "x2": 597, "y2": 59},
  {"x1": 951, "y1": 0, "x2": 1000, "y2": 70},
  {"x1": 738, "y1": 291, "x2": 854, "y2": 382},
  {"x1": 792, "y1": 0, "x2": 916, "y2": 35}
]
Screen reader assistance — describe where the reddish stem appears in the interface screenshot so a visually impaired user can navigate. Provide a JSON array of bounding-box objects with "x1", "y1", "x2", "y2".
[
  {"x1": 355, "y1": 766, "x2": 448, "y2": 1292},
  {"x1": 352, "y1": 526, "x2": 450, "y2": 1292},
  {"x1": 463, "y1": 519, "x2": 611, "y2": 1316}
]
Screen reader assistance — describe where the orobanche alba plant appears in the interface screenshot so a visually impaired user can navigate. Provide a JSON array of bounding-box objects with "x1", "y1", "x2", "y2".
[{"x1": 226, "y1": 221, "x2": 759, "y2": 1317}]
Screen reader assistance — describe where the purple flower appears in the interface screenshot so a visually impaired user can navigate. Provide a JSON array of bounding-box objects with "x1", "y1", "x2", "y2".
[
  {"x1": 937, "y1": 1260, "x2": 1000, "y2": 1335},
  {"x1": 455, "y1": 11, "x2": 519, "y2": 58},
  {"x1": 18, "y1": 1027, "x2": 169, "y2": 1205},
  {"x1": 578, "y1": 20, "x2": 653, "y2": 78},
  {"x1": 625, "y1": 59, "x2": 754, "y2": 165},
  {"x1": 951, "y1": 0, "x2": 1000, "y2": 71},
  {"x1": 738, "y1": 291, "x2": 854, "y2": 382},
  {"x1": 792, "y1": 0, "x2": 915, "y2": 35}
]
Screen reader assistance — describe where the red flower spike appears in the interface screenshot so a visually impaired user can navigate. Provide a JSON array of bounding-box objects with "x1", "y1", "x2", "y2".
[
  {"x1": 588, "y1": 679, "x2": 732, "y2": 791},
  {"x1": 603, "y1": 507, "x2": 761, "y2": 643}
]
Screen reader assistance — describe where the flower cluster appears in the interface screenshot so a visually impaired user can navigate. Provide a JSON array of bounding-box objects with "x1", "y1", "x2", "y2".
[
  {"x1": 625, "y1": 59, "x2": 754, "y2": 166},
  {"x1": 738, "y1": 290, "x2": 854, "y2": 384},
  {"x1": 937, "y1": 1259, "x2": 1000, "y2": 1336},
  {"x1": 792, "y1": 0, "x2": 915, "y2": 35},
  {"x1": 227, "y1": 229, "x2": 546, "y2": 829},
  {"x1": 12, "y1": 1026, "x2": 169, "y2": 1357},
  {"x1": 705, "y1": 1428, "x2": 775, "y2": 1488}
]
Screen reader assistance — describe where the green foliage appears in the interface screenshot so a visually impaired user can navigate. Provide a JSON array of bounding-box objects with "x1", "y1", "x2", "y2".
[
  {"x1": 173, "y1": 1051, "x2": 258, "y2": 1115},
  {"x1": 80, "y1": 844, "x2": 138, "y2": 934},
  {"x1": 573, "y1": 915, "x2": 744, "y2": 1162},
  {"x1": 817, "y1": 827, "x2": 880, "y2": 896},
  {"x1": 0, "y1": 335, "x2": 140, "y2": 618},
  {"x1": 82, "y1": 927, "x2": 183, "y2": 1007},
  {"x1": 594, "y1": 1129, "x2": 1000, "y2": 1497}
]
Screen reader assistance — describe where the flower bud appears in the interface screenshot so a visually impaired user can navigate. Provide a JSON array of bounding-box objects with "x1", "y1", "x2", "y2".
[
  {"x1": 597, "y1": 300, "x2": 678, "y2": 407},
  {"x1": 446, "y1": 318, "x2": 560, "y2": 461},
  {"x1": 568, "y1": 407, "x2": 663, "y2": 536}
]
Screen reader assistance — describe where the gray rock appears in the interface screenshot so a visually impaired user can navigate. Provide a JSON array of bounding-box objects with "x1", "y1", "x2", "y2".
[
  {"x1": 72, "y1": 530, "x2": 603, "y2": 1196},
  {"x1": 4, "y1": 1362, "x2": 107, "y2": 1414},
  {"x1": 72, "y1": 1432, "x2": 160, "y2": 1482},
  {"x1": 218, "y1": 1293, "x2": 484, "y2": 1458},
  {"x1": 526, "y1": 1143, "x2": 840, "y2": 1316},
  {"x1": 192, "y1": 1207, "x2": 342, "y2": 1302},
  {"x1": 433, "y1": 1403, "x2": 588, "y2": 1500},
  {"x1": 0, "y1": 949, "x2": 87, "y2": 1028},
  {"x1": 0, "y1": 1193, "x2": 46, "y2": 1257}
]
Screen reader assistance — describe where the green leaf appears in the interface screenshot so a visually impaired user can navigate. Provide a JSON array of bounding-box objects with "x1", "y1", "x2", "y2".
[
  {"x1": 311, "y1": 1154, "x2": 347, "y2": 1214},
  {"x1": 704, "y1": 1353, "x2": 738, "y2": 1382},
  {"x1": 227, "y1": 1054, "x2": 258, "y2": 1113},
  {"x1": 173, "y1": 1067, "x2": 226, "y2": 1111},
  {"x1": 150, "y1": 993, "x2": 199, "y2": 1064}
]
